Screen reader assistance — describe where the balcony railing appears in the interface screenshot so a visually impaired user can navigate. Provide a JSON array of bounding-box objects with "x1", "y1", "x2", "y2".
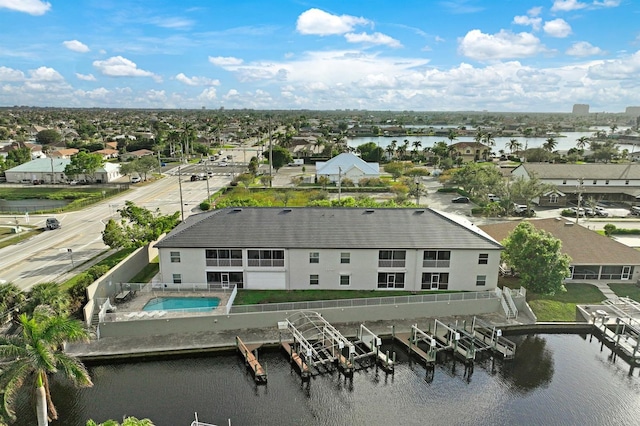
[
  {"x1": 422, "y1": 260, "x2": 450, "y2": 268},
  {"x1": 247, "y1": 259, "x2": 285, "y2": 267},
  {"x1": 378, "y1": 260, "x2": 406, "y2": 268},
  {"x1": 206, "y1": 259, "x2": 243, "y2": 267}
]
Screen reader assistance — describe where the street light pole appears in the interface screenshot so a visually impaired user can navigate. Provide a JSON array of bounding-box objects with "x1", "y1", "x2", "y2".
[
  {"x1": 338, "y1": 167, "x2": 342, "y2": 201},
  {"x1": 268, "y1": 115, "x2": 273, "y2": 186},
  {"x1": 178, "y1": 166, "x2": 184, "y2": 222}
]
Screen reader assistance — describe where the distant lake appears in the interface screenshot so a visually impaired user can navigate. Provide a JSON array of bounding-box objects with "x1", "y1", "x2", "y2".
[{"x1": 13, "y1": 333, "x2": 640, "y2": 425}]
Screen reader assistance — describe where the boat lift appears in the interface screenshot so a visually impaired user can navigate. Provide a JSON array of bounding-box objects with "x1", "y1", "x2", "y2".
[
  {"x1": 281, "y1": 311, "x2": 356, "y2": 376},
  {"x1": 356, "y1": 324, "x2": 395, "y2": 372},
  {"x1": 466, "y1": 317, "x2": 516, "y2": 360}
]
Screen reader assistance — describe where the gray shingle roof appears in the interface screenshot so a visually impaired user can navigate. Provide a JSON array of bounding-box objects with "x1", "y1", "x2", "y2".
[
  {"x1": 155, "y1": 207, "x2": 503, "y2": 250},
  {"x1": 519, "y1": 163, "x2": 640, "y2": 180},
  {"x1": 315, "y1": 153, "x2": 379, "y2": 175}
]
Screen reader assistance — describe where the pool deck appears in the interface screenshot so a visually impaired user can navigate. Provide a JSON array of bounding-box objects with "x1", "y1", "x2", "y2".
[{"x1": 108, "y1": 291, "x2": 231, "y2": 321}]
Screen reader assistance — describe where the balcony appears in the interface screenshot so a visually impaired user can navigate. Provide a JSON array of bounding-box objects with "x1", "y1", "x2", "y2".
[
  {"x1": 206, "y1": 259, "x2": 243, "y2": 267},
  {"x1": 378, "y1": 260, "x2": 406, "y2": 268},
  {"x1": 247, "y1": 259, "x2": 285, "y2": 267},
  {"x1": 422, "y1": 260, "x2": 450, "y2": 268}
]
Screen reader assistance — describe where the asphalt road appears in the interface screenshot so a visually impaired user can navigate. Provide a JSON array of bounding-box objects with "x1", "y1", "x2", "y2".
[{"x1": 0, "y1": 172, "x2": 231, "y2": 290}]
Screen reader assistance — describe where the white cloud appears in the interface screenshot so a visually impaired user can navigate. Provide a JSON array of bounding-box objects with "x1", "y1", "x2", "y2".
[
  {"x1": 75, "y1": 73, "x2": 96, "y2": 81},
  {"x1": 209, "y1": 56, "x2": 244, "y2": 67},
  {"x1": 566, "y1": 41, "x2": 605, "y2": 57},
  {"x1": 223, "y1": 89, "x2": 239, "y2": 100},
  {"x1": 197, "y1": 87, "x2": 217, "y2": 101},
  {"x1": 513, "y1": 15, "x2": 542, "y2": 31},
  {"x1": 147, "y1": 17, "x2": 194, "y2": 29},
  {"x1": 0, "y1": 0, "x2": 51, "y2": 15},
  {"x1": 296, "y1": 8, "x2": 370, "y2": 36},
  {"x1": 344, "y1": 32, "x2": 402, "y2": 48},
  {"x1": 551, "y1": 0, "x2": 587, "y2": 12},
  {"x1": 28, "y1": 66, "x2": 64, "y2": 81},
  {"x1": 587, "y1": 50, "x2": 640, "y2": 80},
  {"x1": 544, "y1": 19, "x2": 572, "y2": 38},
  {"x1": 0, "y1": 66, "x2": 25, "y2": 82},
  {"x1": 528, "y1": 6, "x2": 543, "y2": 16},
  {"x1": 62, "y1": 40, "x2": 90, "y2": 53},
  {"x1": 592, "y1": 0, "x2": 621, "y2": 6},
  {"x1": 175, "y1": 73, "x2": 220, "y2": 86},
  {"x1": 458, "y1": 30, "x2": 546, "y2": 60},
  {"x1": 93, "y1": 56, "x2": 159, "y2": 81}
]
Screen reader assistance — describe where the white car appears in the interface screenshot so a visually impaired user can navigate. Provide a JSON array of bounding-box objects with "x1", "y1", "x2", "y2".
[
  {"x1": 219, "y1": 161, "x2": 228, "y2": 167},
  {"x1": 131, "y1": 176, "x2": 142, "y2": 183}
]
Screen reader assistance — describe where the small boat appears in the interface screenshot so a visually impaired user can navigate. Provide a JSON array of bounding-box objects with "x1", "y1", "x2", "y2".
[{"x1": 191, "y1": 412, "x2": 231, "y2": 426}]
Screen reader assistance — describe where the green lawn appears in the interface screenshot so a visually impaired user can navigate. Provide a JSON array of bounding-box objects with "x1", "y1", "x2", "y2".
[
  {"x1": 232, "y1": 289, "x2": 452, "y2": 305},
  {"x1": 501, "y1": 278, "x2": 607, "y2": 322},
  {"x1": 608, "y1": 283, "x2": 640, "y2": 302}
]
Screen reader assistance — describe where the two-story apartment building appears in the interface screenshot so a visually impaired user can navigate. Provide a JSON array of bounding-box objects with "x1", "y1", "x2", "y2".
[
  {"x1": 154, "y1": 207, "x2": 503, "y2": 292},
  {"x1": 511, "y1": 163, "x2": 640, "y2": 205}
]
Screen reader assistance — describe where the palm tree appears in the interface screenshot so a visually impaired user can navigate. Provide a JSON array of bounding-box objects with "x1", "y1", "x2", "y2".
[
  {"x1": 25, "y1": 282, "x2": 71, "y2": 317},
  {"x1": 385, "y1": 145, "x2": 395, "y2": 161},
  {"x1": 482, "y1": 132, "x2": 495, "y2": 148},
  {"x1": 576, "y1": 136, "x2": 588, "y2": 150},
  {"x1": 447, "y1": 129, "x2": 458, "y2": 145},
  {"x1": 507, "y1": 139, "x2": 521, "y2": 154},
  {"x1": 543, "y1": 137, "x2": 557, "y2": 152},
  {"x1": 0, "y1": 308, "x2": 92, "y2": 425},
  {"x1": 412, "y1": 140, "x2": 422, "y2": 159},
  {"x1": 0, "y1": 282, "x2": 25, "y2": 324}
]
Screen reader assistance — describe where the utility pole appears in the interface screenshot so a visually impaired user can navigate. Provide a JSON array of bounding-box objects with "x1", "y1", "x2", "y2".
[
  {"x1": 178, "y1": 166, "x2": 184, "y2": 222},
  {"x1": 415, "y1": 179, "x2": 421, "y2": 205},
  {"x1": 268, "y1": 115, "x2": 273, "y2": 186},
  {"x1": 50, "y1": 157, "x2": 55, "y2": 184},
  {"x1": 206, "y1": 164, "x2": 211, "y2": 202},
  {"x1": 338, "y1": 167, "x2": 342, "y2": 201},
  {"x1": 576, "y1": 178, "x2": 584, "y2": 224}
]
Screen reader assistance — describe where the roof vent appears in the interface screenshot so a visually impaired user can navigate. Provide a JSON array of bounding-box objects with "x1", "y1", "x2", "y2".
[
  {"x1": 564, "y1": 222, "x2": 574, "y2": 226},
  {"x1": 364, "y1": 209, "x2": 375, "y2": 214},
  {"x1": 282, "y1": 208, "x2": 292, "y2": 213},
  {"x1": 415, "y1": 209, "x2": 426, "y2": 214},
  {"x1": 232, "y1": 208, "x2": 243, "y2": 213}
]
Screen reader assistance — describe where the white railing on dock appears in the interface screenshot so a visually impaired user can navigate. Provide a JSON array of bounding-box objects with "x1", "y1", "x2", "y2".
[
  {"x1": 503, "y1": 289, "x2": 518, "y2": 319},
  {"x1": 226, "y1": 285, "x2": 238, "y2": 315},
  {"x1": 231, "y1": 290, "x2": 499, "y2": 314}
]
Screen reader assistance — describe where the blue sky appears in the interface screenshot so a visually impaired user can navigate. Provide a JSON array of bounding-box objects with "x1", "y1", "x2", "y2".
[{"x1": 0, "y1": 0, "x2": 638, "y2": 112}]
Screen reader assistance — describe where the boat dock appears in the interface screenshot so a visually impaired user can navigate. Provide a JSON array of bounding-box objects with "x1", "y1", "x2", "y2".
[
  {"x1": 235, "y1": 336, "x2": 267, "y2": 383},
  {"x1": 280, "y1": 341, "x2": 311, "y2": 379},
  {"x1": 356, "y1": 324, "x2": 395, "y2": 372}
]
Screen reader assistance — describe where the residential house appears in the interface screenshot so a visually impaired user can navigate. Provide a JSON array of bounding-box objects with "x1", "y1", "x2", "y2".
[
  {"x1": 0, "y1": 142, "x2": 45, "y2": 160},
  {"x1": 511, "y1": 163, "x2": 640, "y2": 205},
  {"x1": 120, "y1": 149, "x2": 155, "y2": 161},
  {"x1": 316, "y1": 152, "x2": 379, "y2": 184},
  {"x1": 480, "y1": 218, "x2": 640, "y2": 282},
  {"x1": 49, "y1": 148, "x2": 79, "y2": 159},
  {"x1": 450, "y1": 142, "x2": 491, "y2": 162},
  {"x1": 154, "y1": 207, "x2": 504, "y2": 291},
  {"x1": 94, "y1": 148, "x2": 120, "y2": 159}
]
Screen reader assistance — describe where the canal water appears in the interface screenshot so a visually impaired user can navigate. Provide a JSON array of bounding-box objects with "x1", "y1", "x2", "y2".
[{"x1": 13, "y1": 334, "x2": 640, "y2": 425}]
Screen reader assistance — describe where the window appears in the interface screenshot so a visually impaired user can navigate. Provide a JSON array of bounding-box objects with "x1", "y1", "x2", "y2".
[
  {"x1": 378, "y1": 250, "x2": 406, "y2": 267},
  {"x1": 172, "y1": 274, "x2": 182, "y2": 284},
  {"x1": 423, "y1": 250, "x2": 451, "y2": 267},
  {"x1": 377, "y1": 272, "x2": 405, "y2": 289},
  {"x1": 247, "y1": 250, "x2": 284, "y2": 267},
  {"x1": 421, "y1": 273, "x2": 449, "y2": 290},
  {"x1": 205, "y1": 249, "x2": 243, "y2": 266},
  {"x1": 340, "y1": 252, "x2": 350, "y2": 264},
  {"x1": 170, "y1": 251, "x2": 181, "y2": 263},
  {"x1": 310, "y1": 274, "x2": 319, "y2": 286},
  {"x1": 309, "y1": 252, "x2": 319, "y2": 264},
  {"x1": 549, "y1": 193, "x2": 558, "y2": 203},
  {"x1": 476, "y1": 275, "x2": 487, "y2": 286},
  {"x1": 478, "y1": 253, "x2": 489, "y2": 265},
  {"x1": 339, "y1": 275, "x2": 350, "y2": 286}
]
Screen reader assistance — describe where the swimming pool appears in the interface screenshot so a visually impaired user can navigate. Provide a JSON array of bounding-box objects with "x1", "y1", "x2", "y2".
[{"x1": 143, "y1": 297, "x2": 221, "y2": 312}]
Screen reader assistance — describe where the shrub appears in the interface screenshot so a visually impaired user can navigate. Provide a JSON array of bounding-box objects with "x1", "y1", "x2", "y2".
[{"x1": 200, "y1": 201, "x2": 211, "y2": 211}]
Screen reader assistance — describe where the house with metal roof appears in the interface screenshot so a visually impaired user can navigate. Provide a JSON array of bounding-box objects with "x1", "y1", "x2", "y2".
[
  {"x1": 480, "y1": 218, "x2": 640, "y2": 282},
  {"x1": 4, "y1": 158, "x2": 121, "y2": 184},
  {"x1": 154, "y1": 207, "x2": 503, "y2": 291},
  {"x1": 315, "y1": 153, "x2": 379, "y2": 184},
  {"x1": 511, "y1": 163, "x2": 640, "y2": 205}
]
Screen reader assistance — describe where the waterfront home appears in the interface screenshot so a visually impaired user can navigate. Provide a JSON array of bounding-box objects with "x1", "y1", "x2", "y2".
[
  {"x1": 315, "y1": 153, "x2": 380, "y2": 184},
  {"x1": 154, "y1": 207, "x2": 503, "y2": 291},
  {"x1": 480, "y1": 218, "x2": 640, "y2": 282}
]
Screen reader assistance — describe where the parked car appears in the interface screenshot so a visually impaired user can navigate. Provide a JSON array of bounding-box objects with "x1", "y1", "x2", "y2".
[
  {"x1": 45, "y1": 218, "x2": 60, "y2": 230},
  {"x1": 570, "y1": 207, "x2": 585, "y2": 217},
  {"x1": 513, "y1": 203, "x2": 535, "y2": 217},
  {"x1": 594, "y1": 206, "x2": 609, "y2": 217},
  {"x1": 487, "y1": 194, "x2": 501, "y2": 202},
  {"x1": 130, "y1": 176, "x2": 142, "y2": 183},
  {"x1": 452, "y1": 196, "x2": 470, "y2": 203},
  {"x1": 190, "y1": 174, "x2": 201, "y2": 181}
]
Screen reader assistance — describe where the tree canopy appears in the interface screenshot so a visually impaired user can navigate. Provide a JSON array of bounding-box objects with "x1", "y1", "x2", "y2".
[
  {"x1": 447, "y1": 162, "x2": 503, "y2": 198},
  {"x1": 357, "y1": 142, "x2": 384, "y2": 162},
  {"x1": 502, "y1": 222, "x2": 571, "y2": 295},
  {"x1": 64, "y1": 151, "x2": 105, "y2": 182},
  {"x1": 102, "y1": 201, "x2": 180, "y2": 249},
  {"x1": 35, "y1": 129, "x2": 61, "y2": 146},
  {"x1": 266, "y1": 145, "x2": 292, "y2": 170}
]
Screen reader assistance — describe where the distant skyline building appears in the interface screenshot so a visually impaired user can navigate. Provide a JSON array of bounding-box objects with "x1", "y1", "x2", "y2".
[
  {"x1": 572, "y1": 104, "x2": 590, "y2": 115},
  {"x1": 625, "y1": 106, "x2": 640, "y2": 116}
]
